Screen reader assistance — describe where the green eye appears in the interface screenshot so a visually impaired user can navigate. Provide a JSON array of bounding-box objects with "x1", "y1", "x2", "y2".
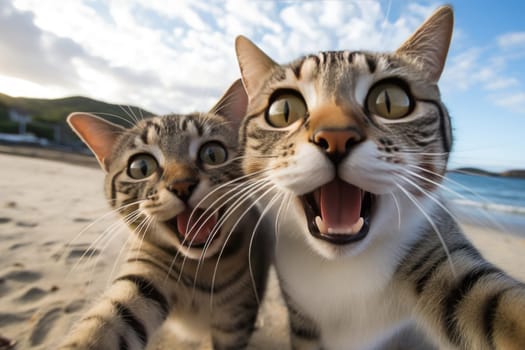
[
  {"x1": 199, "y1": 142, "x2": 227, "y2": 165},
  {"x1": 128, "y1": 154, "x2": 158, "y2": 179},
  {"x1": 266, "y1": 93, "x2": 307, "y2": 128},
  {"x1": 367, "y1": 82, "x2": 412, "y2": 119}
]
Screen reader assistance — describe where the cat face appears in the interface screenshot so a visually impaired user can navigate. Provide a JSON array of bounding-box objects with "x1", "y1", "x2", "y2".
[
  {"x1": 235, "y1": 8, "x2": 453, "y2": 259},
  {"x1": 68, "y1": 80, "x2": 248, "y2": 259}
]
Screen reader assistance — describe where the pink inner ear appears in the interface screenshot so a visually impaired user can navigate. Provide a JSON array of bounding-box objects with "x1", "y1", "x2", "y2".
[
  {"x1": 210, "y1": 79, "x2": 248, "y2": 131},
  {"x1": 68, "y1": 113, "x2": 123, "y2": 171}
]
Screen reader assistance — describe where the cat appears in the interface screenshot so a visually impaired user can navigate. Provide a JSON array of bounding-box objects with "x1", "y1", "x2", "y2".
[
  {"x1": 233, "y1": 6, "x2": 525, "y2": 350},
  {"x1": 59, "y1": 79, "x2": 273, "y2": 350}
]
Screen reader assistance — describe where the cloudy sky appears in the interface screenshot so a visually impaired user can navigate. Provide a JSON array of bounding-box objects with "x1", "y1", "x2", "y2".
[{"x1": 1, "y1": 0, "x2": 525, "y2": 170}]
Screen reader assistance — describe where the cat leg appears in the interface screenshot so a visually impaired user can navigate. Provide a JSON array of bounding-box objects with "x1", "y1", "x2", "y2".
[
  {"x1": 483, "y1": 287, "x2": 525, "y2": 350},
  {"x1": 285, "y1": 296, "x2": 322, "y2": 350},
  {"x1": 58, "y1": 273, "x2": 171, "y2": 350},
  {"x1": 210, "y1": 297, "x2": 259, "y2": 350},
  {"x1": 400, "y1": 229, "x2": 525, "y2": 350}
]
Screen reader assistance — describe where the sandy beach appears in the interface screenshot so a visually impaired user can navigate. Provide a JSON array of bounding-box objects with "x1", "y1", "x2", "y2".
[{"x1": 1, "y1": 152, "x2": 524, "y2": 350}]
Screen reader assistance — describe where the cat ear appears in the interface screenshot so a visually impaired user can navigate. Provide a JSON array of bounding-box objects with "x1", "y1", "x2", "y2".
[
  {"x1": 235, "y1": 35, "x2": 278, "y2": 99},
  {"x1": 396, "y1": 5, "x2": 454, "y2": 82},
  {"x1": 209, "y1": 79, "x2": 248, "y2": 131},
  {"x1": 67, "y1": 112, "x2": 124, "y2": 172}
]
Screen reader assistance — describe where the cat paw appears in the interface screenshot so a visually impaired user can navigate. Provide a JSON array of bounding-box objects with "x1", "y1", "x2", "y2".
[{"x1": 490, "y1": 288, "x2": 525, "y2": 350}]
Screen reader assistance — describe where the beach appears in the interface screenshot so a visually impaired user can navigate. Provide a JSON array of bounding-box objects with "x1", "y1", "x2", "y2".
[{"x1": 1, "y1": 152, "x2": 524, "y2": 350}]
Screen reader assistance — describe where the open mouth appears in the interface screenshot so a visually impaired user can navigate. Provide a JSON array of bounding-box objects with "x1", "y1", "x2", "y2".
[
  {"x1": 164, "y1": 207, "x2": 220, "y2": 248},
  {"x1": 301, "y1": 177, "x2": 374, "y2": 245}
]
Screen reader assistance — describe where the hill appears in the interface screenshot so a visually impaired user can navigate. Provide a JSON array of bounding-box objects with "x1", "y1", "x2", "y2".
[
  {"x1": 0, "y1": 93, "x2": 155, "y2": 125},
  {"x1": 0, "y1": 93, "x2": 155, "y2": 146},
  {"x1": 450, "y1": 167, "x2": 525, "y2": 180}
]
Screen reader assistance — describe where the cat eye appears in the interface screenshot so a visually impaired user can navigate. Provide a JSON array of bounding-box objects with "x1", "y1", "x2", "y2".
[
  {"x1": 367, "y1": 82, "x2": 412, "y2": 119},
  {"x1": 266, "y1": 93, "x2": 307, "y2": 128},
  {"x1": 128, "y1": 154, "x2": 158, "y2": 179},
  {"x1": 199, "y1": 142, "x2": 227, "y2": 165}
]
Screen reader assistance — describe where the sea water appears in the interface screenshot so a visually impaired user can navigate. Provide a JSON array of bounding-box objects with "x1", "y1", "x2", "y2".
[{"x1": 442, "y1": 172, "x2": 525, "y2": 235}]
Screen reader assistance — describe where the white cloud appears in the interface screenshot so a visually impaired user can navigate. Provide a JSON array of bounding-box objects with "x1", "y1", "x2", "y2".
[
  {"x1": 498, "y1": 32, "x2": 525, "y2": 49},
  {"x1": 6, "y1": 0, "x2": 429, "y2": 114},
  {"x1": 493, "y1": 92, "x2": 525, "y2": 113},
  {"x1": 5, "y1": 0, "x2": 520, "y2": 118},
  {"x1": 441, "y1": 45, "x2": 524, "y2": 104}
]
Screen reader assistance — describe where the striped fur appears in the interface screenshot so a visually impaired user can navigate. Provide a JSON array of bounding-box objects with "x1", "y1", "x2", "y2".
[
  {"x1": 60, "y1": 80, "x2": 273, "y2": 349},
  {"x1": 235, "y1": 6, "x2": 525, "y2": 350}
]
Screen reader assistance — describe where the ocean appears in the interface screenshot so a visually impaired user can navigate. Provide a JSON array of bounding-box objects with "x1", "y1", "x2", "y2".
[{"x1": 442, "y1": 172, "x2": 525, "y2": 235}]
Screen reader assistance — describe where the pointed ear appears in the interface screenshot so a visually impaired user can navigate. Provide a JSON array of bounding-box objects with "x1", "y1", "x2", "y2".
[
  {"x1": 209, "y1": 79, "x2": 248, "y2": 131},
  {"x1": 235, "y1": 35, "x2": 278, "y2": 99},
  {"x1": 67, "y1": 112, "x2": 124, "y2": 172},
  {"x1": 396, "y1": 6, "x2": 454, "y2": 82}
]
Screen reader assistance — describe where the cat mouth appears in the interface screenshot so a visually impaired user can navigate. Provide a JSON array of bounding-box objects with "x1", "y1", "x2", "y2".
[
  {"x1": 300, "y1": 177, "x2": 373, "y2": 245},
  {"x1": 164, "y1": 207, "x2": 220, "y2": 248}
]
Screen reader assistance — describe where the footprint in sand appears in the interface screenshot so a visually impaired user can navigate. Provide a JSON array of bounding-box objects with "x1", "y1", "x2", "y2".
[
  {"x1": 29, "y1": 307, "x2": 62, "y2": 346},
  {"x1": 15, "y1": 287, "x2": 47, "y2": 303},
  {"x1": 0, "y1": 217, "x2": 12, "y2": 224},
  {"x1": 0, "y1": 278, "x2": 8, "y2": 297},
  {"x1": 67, "y1": 247, "x2": 101, "y2": 260},
  {"x1": 0, "y1": 309, "x2": 35, "y2": 327},
  {"x1": 3, "y1": 270, "x2": 42, "y2": 283},
  {"x1": 64, "y1": 299, "x2": 86, "y2": 313},
  {"x1": 15, "y1": 221, "x2": 38, "y2": 228},
  {"x1": 73, "y1": 217, "x2": 92, "y2": 223},
  {"x1": 8, "y1": 242, "x2": 31, "y2": 250}
]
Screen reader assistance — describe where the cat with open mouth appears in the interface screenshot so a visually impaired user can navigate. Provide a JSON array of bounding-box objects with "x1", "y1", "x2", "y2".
[
  {"x1": 235, "y1": 6, "x2": 525, "y2": 350},
  {"x1": 59, "y1": 80, "x2": 273, "y2": 350}
]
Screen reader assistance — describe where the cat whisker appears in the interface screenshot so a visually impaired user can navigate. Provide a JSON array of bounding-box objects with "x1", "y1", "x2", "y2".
[
  {"x1": 406, "y1": 164, "x2": 511, "y2": 233},
  {"x1": 394, "y1": 182, "x2": 457, "y2": 277},
  {"x1": 185, "y1": 167, "x2": 276, "y2": 235},
  {"x1": 183, "y1": 179, "x2": 273, "y2": 289},
  {"x1": 185, "y1": 173, "x2": 274, "y2": 241},
  {"x1": 131, "y1": 212, "x2": 155, "y2": 259},
  {"x1": 207, "y1": 182, "x2": 277, "y2": 308},
  {"x1": 62, "y1": 200, "x2": 144, "y2": 260},
  {"x1": 126, "y1": 105, "x2": 142, "y2": 124},
  {"x1": 274, "y1": 192, "x2": 290, "y2": 241},
  {"x1": 88, "y1": 111, "x2": 137, "y2": 127},
  {"x1": 65, "y1": 213, "x2": 132, "y2": 281},
  {"x1": 396, "y1": 173, "x2": 463, "y2": 226},
  {"x1": 390, "y1": 192, "x2": 402, "y2": 231},
  {"x1": 246, "y1": 190, "x2": 284, "y2": 306},
  {"x1": 118, "y1": 105, "x2": 140, "y2": 125},
  {"x1": 185, "y1": 179, "x2": 273, "y2": 285}
]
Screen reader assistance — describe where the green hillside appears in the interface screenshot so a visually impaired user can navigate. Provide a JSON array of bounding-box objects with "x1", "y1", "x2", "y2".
[
  {"x1": 0, "y1": 93, "x2": 156, "y2": 145},
  {"x1": 0, "y1": 93, "x2": 155, "y2": 125}
]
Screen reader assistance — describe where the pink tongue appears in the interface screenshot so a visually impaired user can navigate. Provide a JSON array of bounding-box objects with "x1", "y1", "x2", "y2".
[
  {"x1": 176, "y1": 208, "x2": 217, "y2": 245},
  {"x1": 319, "y1": 178, "x2": 362, "y2": 231}
]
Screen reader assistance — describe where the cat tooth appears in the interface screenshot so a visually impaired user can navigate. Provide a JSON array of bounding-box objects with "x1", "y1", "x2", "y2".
[
  {"x1": 315, "y1": 216, "x2": 328, "y2": 234},
  {"x1": 351, "y1": 217, "x2": 364, "y2": 234}
]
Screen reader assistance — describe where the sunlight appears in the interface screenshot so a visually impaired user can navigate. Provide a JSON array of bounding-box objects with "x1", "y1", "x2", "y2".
[{"x1": 0, "y1": 75, "x2": 68, "y2": 99}]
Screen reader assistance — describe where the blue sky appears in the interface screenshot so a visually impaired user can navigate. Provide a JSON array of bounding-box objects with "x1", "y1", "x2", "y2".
[{"x1": 1, "y1": 0, "x2": 524, "y2": 171}]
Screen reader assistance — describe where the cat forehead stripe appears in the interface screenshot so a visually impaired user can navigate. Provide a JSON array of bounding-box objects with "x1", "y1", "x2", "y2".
[{"x1": 292, "y1": 51, "x2": 382, "y2": 81}]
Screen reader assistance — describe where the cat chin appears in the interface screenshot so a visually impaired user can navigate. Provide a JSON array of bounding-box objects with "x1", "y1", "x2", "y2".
[
  {"x1": 156, "y1": 224, "x2": 226, "y2": 260},
  {"x1": 304, "y1": 232, "x2": 374, "y2": 260}
]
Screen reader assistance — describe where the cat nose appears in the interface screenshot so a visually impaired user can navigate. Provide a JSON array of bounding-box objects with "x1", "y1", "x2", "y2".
[
  {"x1": 313, "y1": 127, "x2": 363, "y2": 162},
  {"x1": 167, "y1": 179, "x2": 199, "y2": 203}
]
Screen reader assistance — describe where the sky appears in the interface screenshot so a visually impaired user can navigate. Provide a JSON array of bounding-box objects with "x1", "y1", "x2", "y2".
[{"x1": 1, "y1": 0, "x2": 525, "y2": 171}]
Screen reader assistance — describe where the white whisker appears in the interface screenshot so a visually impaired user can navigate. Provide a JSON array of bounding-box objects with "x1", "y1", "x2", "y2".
[{"x1": 395, "y1": 183, "x2": 457, "y2": 277}]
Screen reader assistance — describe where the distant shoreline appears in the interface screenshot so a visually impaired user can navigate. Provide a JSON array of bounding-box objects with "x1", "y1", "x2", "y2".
[
  {"x1": 0, "y1": 142, "x2": 98, "y2": 168},
  {"x1": 449, "y1": 167, "x2": 525, "y2": 180},
  {"x1": 1, "y1": 143, "x2": 525, "y2": 179}
]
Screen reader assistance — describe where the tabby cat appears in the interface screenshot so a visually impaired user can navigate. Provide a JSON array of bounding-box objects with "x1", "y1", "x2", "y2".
[
  {"x1": 59, "y1": 80, "x2": 273, "y2": 350},
  {"x1": 234, "y1": 6, "x2": 525, "y2": 350}
]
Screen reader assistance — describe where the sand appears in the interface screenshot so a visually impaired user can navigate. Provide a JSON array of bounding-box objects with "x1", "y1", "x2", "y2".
[{"x1": 0, "y1": 152, "x2": 524, "y2": 350}]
